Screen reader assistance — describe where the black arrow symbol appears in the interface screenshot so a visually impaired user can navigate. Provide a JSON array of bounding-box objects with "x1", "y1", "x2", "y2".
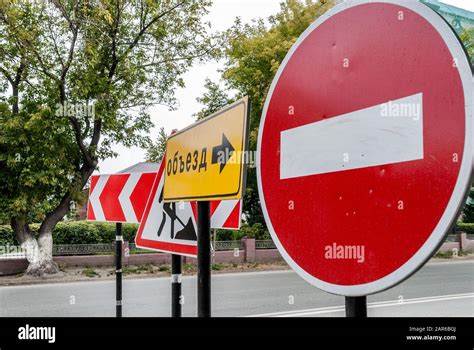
[{"x1": 212, "y1": 133, "x2": 235, "y2": 173}]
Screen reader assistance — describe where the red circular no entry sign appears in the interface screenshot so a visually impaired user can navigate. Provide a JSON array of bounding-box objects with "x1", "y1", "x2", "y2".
[{"x1": 257, "y1": 0, "x2": 473, "y2": 295}]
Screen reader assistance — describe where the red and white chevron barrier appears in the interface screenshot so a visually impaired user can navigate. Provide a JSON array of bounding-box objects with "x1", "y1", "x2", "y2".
[
  {"x1": 210, "y1": 199, "x2": 241, "y2": 229},
  {"x1": 87, "y1": 172, "x2": 156, "y2": 223},
  {"x1": 134, "y1": 158, "x2": 243, "y2": 256},
  {"x1": 87, "y1": 170, "x2": 242, "y2": 229}
]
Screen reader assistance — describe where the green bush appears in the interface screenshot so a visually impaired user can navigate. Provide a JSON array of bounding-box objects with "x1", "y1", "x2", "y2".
[
  {"x1": 53, "y1": 222, "x2": 102, "y2": 244},
  {"x1": 462, "y1": 187, "x2": 474, "y2": 222},
  {"x1": 82, "y1": 268, "x2": 99, "y2": 277},
  {"x1": 211, "y1": 263, "x2": 225, "y2": 271},
  {"x1": 215, "y1": 223, "x2": 271, "y2": 241},
  {"x1": 122, "y1": 223, "x2": 139, "y2": 242},
  {"x1": 239, "y1": 223, "x2": 271, "y2": 240},
  {"x1": 456, "y1": 223, "x2": 474, "y2": 235},
  {"x1": 0, "y1": 220, "x2": 274, "y2": 245},
  {"x1": 0, "y1": 221, "x2": 139, "y2": 245},
  {"x1": 0, "y1": 225, "x2": 16, "y2": 245},
  {"x1": 215, "y1": 229, "x2": 234, "y2": 241}
]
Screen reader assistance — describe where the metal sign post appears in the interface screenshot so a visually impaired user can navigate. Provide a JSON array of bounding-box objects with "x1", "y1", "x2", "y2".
[
  {"x1": 197, "y1": 201, "x2": 211, "y2": 317},
  {"x1": 161, "y1": 98, "x2": 249, "y2": 318},
  {"x1": 345, "y1": 296, "x2": 367, "y2": 318},
  {"x1": 115, "y1": 222, "x2": 123, "y2": 318},
  {"x1": 171, "y1": 254, "x2": 182, "y2": 317}
]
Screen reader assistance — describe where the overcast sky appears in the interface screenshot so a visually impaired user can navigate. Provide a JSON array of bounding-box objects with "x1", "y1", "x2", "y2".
[{"x1": 98, "y1": 0, "x2": 474, "y2": 174}]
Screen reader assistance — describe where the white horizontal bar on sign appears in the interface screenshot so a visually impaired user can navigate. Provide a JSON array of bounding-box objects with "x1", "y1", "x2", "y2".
[{"x1": 280, "y1": 93, "x2": 424, "y2": 179}]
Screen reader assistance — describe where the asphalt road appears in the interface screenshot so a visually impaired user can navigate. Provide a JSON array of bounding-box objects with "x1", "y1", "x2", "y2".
[{"x1": 0, "y1": 260, "x2": 472, "y2": 317}]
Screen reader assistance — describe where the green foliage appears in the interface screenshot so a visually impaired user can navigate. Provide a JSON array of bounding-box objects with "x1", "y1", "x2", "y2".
[
  {"x1": 121, "y1": 224, "x2": 140, "y2": 243},
  {"x1": 211, "y1": 263, "x2": 224, "y2": 271},
  {"x1": 53, "y1": 222, "x2": 103, "y2": 244},
  {"x1": 0, "y1": 221, "x2": 269, "y2": 246},
  {"x1": 457, "y1": 222, "x2": 474, "y2": 235},
  {"x1": 193, "y1": 78, "x2": 233, "y2": 120},
  {"x1": 0, "y1": 222, "x2": 139, "y2": 245},
  {"x1": 222, "y1": 0, "x2": 334, "y2": 139},
  {"x1": 434, "y1": 249, "x2": 469, "y2": 259},
  {"x1": 460, "y1": 28, "x2": 474, "y2": 66},
  {"x1": 0, "y1": 225, "x2": 16, "y2": 246},
  {"x1": 146, "y1": 127, "x2": 168, "y2": 163},
  {"x1": 463, "y1": 188, "x2": 474, "y2": 223},
  {"x1": 123, "y1": 264, "x2": 154, "y2": 274},
  {"x1": 147, "y1": 79, "x2": 231, "y2": 160},
  {"x1": 239, "y1": 223, "x2": 271, "y2": 240},
  {"x1": 52, "y1": 222, "x2": 139, "y2": 244},
  {"x1": 0, "y1": 219, "x2": 471, "y2": 248},
  {"x1": 194, "y1": 0, "x2": 334, "y2": 226},
  {"x1": 82, "y1": 268, "x2": 99, "y2": 277},
  {"x1": 215, "y1": 229, "x2": 234, "y2": 241},
  {"x1": 183, "y1": 263, "x2": 197, "y2": 272},
  {"x1": 158, "y1": 264, "x2": 170, "y2": 272},
  {"x1": 215, "y1": 223, "x2": 270, "y2": 241},
  {"x1": 243, "y1": 167, "x2": 264, "y2": 226},
  {"x1": 0, "y1": 1, "x2": 216, "y2": 239}
]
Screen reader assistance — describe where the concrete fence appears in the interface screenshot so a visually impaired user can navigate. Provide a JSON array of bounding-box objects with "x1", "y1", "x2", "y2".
[
  {"x1": 0, "y1": 237, "x2": 281, "y2": 275},
  {"x1": 1, "y1": 233, "x2": 473, "y2": 276},
  {"x1": 52, "y1": 237, "x2": 281, "y2": 268},
  {"x1": 437, "y1": 232, "x2": 474, "y2": 252}
]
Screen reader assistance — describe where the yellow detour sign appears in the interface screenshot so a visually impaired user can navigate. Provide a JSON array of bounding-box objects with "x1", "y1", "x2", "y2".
[{"x1": 163, "y1": 97, "x2": 250, "y2": 202}]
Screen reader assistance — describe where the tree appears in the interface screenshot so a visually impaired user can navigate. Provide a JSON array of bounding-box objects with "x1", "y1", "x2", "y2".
[
  {"x1": 147, "y1": 78, "x2": 230, "y2": 161},
  {"x1": 194, "y1": 0, "x2": 334, "y2": 225},
  {"x1": 0, "y1": 0, "x2": 216, "y2": 275},
  {"x1": 193, "y1": 78, "x2": 232, "y2": 120},
  {"x1": 459, "y1": 27, "x2": 473, "y2": 66},
  {"x1": 223, "y1": 0, "x2": 334, "y2": 136},
  {"x1": 463, "y1": 188, "x2": 474, "y2": 223},
  {"x1": 146, "y1": 127, "x2": 168, "y2": 163}
]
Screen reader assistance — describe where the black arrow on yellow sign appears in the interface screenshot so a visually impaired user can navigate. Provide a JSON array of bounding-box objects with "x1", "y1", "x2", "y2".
[{"x1": 212, "y1": 133, "x2": 235, "y2": 173}]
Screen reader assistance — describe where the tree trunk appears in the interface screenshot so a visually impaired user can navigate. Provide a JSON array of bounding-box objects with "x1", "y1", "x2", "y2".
[
  {"x1": 10, "y1": 164, "x2": 96, "y2": 276},
  {"x1": 27, "y1": 230, "x2": 59, "y2": 276},
  {"x1": 11, "y1": 217, "x2": 60, "y2": 276}
]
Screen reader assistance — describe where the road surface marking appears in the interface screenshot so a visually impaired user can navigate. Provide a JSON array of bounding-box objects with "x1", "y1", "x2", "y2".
[{"x1": 246, "y1": 292, "x2": 474, "y2": 317}]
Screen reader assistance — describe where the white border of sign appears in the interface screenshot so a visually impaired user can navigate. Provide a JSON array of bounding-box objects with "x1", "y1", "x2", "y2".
[{"x1": 257, "y1": 0, "x2": 473, "y2": 296}]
